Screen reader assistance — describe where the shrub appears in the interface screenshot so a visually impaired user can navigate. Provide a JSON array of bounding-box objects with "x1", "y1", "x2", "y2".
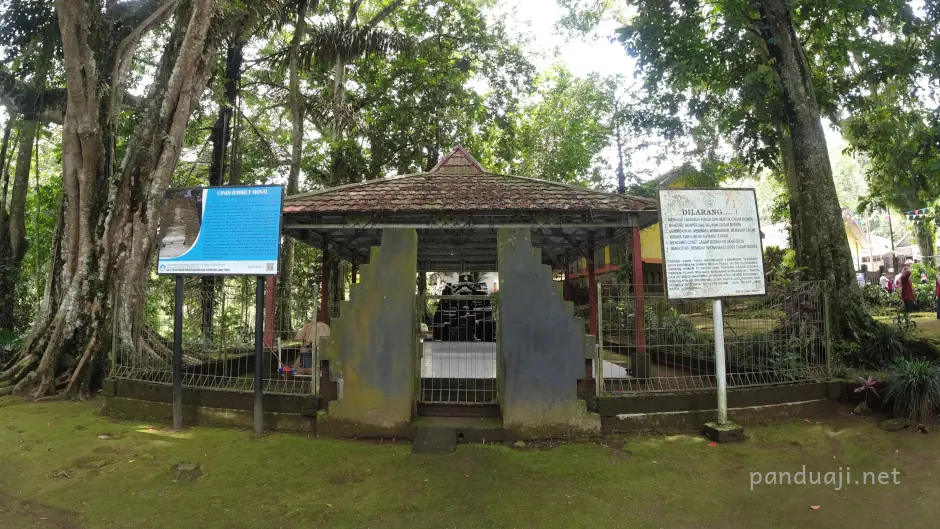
[
  {"x1": 769, "y1": 249, "x2": 805, "y2": 288},
  {"x1": 644, "y1": 306, "x2": 710, "y2": 350},
  {"x1": 884, "y1": 358, "x2": 940, "y2": 421},
  {"x1": 854, "y1": 375, "x2": 880, "y2": 409},
  {"x1": 914, "y1": 283, "x2": 936, "y2": 312},
  {"x1": 861, "y1": 284, "x2": 890, "y2": 309},
  {"x1": 763, "y1": 246, "x2": 788, "y2": 276},
  {"x1": 856, "y1": 315, "x2": 915, "y2": 369}
]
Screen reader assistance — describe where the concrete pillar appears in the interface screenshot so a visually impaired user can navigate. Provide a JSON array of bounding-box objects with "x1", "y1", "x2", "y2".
[
  {"x1": 319, "y1": 239, "x2": 330, "y2": 323},
  {"x1": 496, "y1": 228, "x2": 600, "y2": 437}
]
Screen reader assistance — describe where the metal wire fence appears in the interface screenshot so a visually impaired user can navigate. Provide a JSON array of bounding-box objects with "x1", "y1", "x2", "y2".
[
  {"x1": 596, "y1": 281, "x2": 829, "y2": 394},
  {"x1": 416, "y1": 294, "x2": 498, "y2": 405},
  {"x1": 112, "y1": 278, "x2": 330, "y2": 395}
]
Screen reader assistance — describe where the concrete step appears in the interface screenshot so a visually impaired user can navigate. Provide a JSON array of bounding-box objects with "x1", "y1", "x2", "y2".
[
  {"x1": 412, "y1": 426, "x2": 457, "y2": 454},
  {"x1": 417, "y1": 403, "x2": 500, "y2": 417},
  {"x1": 412, "y1": 416, "x2": 506, "y2": 444}
]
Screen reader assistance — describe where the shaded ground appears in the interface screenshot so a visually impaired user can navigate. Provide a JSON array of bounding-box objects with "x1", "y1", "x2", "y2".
[{"x1": 2, "y1": 397, "x2": 940, "y2": 528}]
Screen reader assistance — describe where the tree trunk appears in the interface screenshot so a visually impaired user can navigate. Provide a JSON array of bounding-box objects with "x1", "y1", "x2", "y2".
[
  {"x1": 201, "y1": 40, "x2": 244, "y2": 341},
  {"x1": 277, "y1": 0, "x2": 311, "y2": 334},
  {"x1": 0, "y1": 120, "x2": 37, "y2": 332},
  {"x1": 776, "y1": 123, "x2": 802, "y2": 255},
  {"x1": 913, "y1": 221, "x2": 936, "y2": 260},
  {"x1": 227, "y1": 42, "x2": 244, "y2": 186},
  {"x1": 0, "y1": 120, "x2": 14, "y2": 218},
  {"x1": 760, "y1": 0, "x2": 860, "y2": 332},
  {"x1": 1, "y1": 0, "x2": 220, "y2": 398}
]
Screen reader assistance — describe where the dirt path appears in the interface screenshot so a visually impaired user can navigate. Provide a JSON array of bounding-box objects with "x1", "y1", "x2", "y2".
[{"x1": 0, "y1": 492, "x2": 81, "y2": 529}]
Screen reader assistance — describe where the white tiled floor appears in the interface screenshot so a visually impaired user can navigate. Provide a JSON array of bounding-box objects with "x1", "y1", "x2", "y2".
[
  {"x1": 420, "y1": 341, "x2": 496, "y2": 379},
  {"x1": 420, "y1": 341, "x2": 632, "y2": 379}
]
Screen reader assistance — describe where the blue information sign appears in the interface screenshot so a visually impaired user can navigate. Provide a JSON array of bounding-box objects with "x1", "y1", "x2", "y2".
[{"x1": 157, "y1": 185, "x2": 284, "y2": 276}]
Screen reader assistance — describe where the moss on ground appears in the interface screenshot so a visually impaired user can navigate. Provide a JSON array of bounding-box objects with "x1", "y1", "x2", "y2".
[{"x1": 1, "y1": 398, "x2": 940, "y2": 528}]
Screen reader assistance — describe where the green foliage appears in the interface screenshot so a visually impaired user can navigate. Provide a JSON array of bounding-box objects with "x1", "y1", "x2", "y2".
[
  {"x1": 769, "y1": 249, "x2": 804, "y2": 288},
  {"x1": 854, "y1": 314, "x2": 916, "y2": 369},
  {"x1": 510, "y1": 67, "x2": 615, "y2": 186},
  {"x1": 0, "y1": 329, "x2": 23, "y2": 365},
  {"x1": 763, "y1": 246, "x2": 788, "y2": 276},
  {"x1": 913, "y1": 283, "x2": 937, "y2": 312},
  {"x1": 860, "y1": 284, "x2": 890, "y2": 312},
  {"x1": 910, "y1": 262, "x2": 937, "y2": 282},
  {"x1": 884, "y1": 357, "x2": 940, "y2": 422},
  {"x1": 643, "y1": 305, "x2": 711, "y2": 349}
]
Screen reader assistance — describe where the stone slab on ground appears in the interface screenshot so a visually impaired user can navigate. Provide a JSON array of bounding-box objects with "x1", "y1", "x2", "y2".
[
  {"x1": 411, "y1": 416, "x2": 505, "y2": 443},
  {"x1": 412, "y1": 427, "x2": 456, "y2": 454},
  {"x1": 703, "y1": 421, "x2": 745, "y2": 443}
]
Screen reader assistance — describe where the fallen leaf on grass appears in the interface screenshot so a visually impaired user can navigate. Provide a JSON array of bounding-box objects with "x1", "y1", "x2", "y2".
[
  {"x1": 803, "y1": 418, "x2": 811, "y2": 423},
  {"x1": 707, "y1": 442, "x2": 717, "y2": 447},
  {"x1": 810, "y1": 505, "x2": 820, "y2": 510}
]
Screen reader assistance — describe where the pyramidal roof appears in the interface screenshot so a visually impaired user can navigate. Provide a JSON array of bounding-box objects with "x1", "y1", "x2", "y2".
[{"x1": 283, "y1": 146, "x2": 657, "y2": 215}]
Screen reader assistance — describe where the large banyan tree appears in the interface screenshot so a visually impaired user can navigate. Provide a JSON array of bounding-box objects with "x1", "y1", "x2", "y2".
[{"x1": 0, "y1": 0, "x2": 236, "y2": 397}]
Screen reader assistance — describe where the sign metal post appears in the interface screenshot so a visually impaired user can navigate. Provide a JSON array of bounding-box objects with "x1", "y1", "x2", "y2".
[
  {"x1": 172, "y1": 275, "x2": 184, "y2": 429},
  {"x1": 157, "y1": 185, "x2": 284, "y2": 434},
  {"x1": 254, "y1": 276, "x2": 265, "y2": 436},
  {"x1": 657, "y1": 188, "x2": 765, "y2": 440},
  {"x1": 712, "y1": 299, "x2": 728, "y2": 424}
]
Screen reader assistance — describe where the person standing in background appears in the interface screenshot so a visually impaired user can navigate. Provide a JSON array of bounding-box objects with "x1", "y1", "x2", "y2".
[
  {"x1": 900, "y1": 266, "x2": 915, "y2": 313},
  {"x1": 922, "y1": 272, "x2": 929, "y2": 284},
  {"x1": 935, "y1": 271, "x2": 940, "y2": 319},
  {"x1": 880, "y1": 273, "x2": 890, "y2": 291}
]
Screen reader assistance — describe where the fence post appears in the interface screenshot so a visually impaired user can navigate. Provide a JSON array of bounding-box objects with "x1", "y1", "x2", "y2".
[
  {"x1": 823, "y1": 281, "x2": 832, "y2": 377},
  {"x1": 596, "y1": 282, "x2": 603, "y2": 397}
]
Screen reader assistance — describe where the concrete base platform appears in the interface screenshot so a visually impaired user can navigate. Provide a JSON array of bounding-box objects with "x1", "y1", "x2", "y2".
[
  {"x1": 316, "y1": 411, "x2": 412, "y2": 439},
  {"x1": 703, "y1": 421, "x2": 745, "y2": 443},
  {"x1": 603, "y1": 399, "x2": 838, "y2": 434},
  {"x1": 103, "y1": 396, "x2": 315, "y2": 433}
]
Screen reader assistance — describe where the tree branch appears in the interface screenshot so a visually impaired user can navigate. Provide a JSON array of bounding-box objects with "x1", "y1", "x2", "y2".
[
  {"x1": 109, "y1": 0, "x2": 181, "y2": 128},
  {"x1": 109, "y1": 0, "x2": 166, "y2": 25},
  {"x1": 346, "y1": 0, "x2": 364, "y2": 28},
  {"x1": 0, "y1": 69, "x2": 66, "y2": 124},
  {"x1": 0, "y1": 67, "x2": 149, "y2": 126},
  {"x1": 364, "y1": 0, "x2": 405, "y2": 29}
]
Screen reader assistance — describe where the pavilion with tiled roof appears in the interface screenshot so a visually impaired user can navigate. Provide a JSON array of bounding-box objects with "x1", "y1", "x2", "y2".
[{"x1": 280, "y1": 147, "x2": 657, "y2": 434}]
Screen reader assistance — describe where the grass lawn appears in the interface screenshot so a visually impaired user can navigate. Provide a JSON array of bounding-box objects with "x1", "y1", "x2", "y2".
[
  {"x1": 2, "y1": 398, "x2": 940, "y2": 528},
  {"x1": 875, "y1": 311, "x2": 940, "y2": 342}
]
